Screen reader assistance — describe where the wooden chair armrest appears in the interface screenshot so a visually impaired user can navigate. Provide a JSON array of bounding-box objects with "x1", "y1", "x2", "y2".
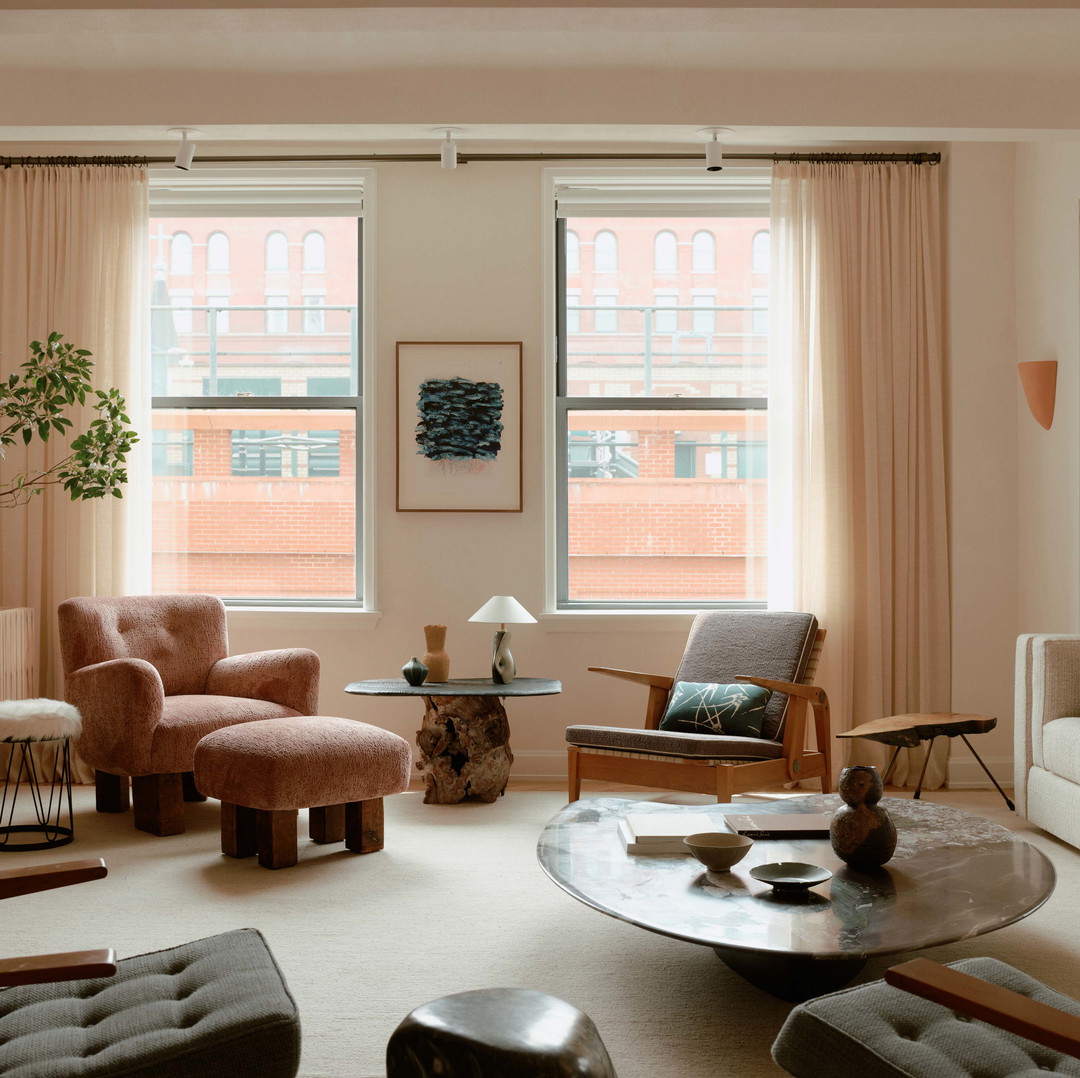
[
  {"x1": 735, "y1": 676, "x2": 827, "y2": 703},
  {"x1": 588, "y1": 667, "x2": 675, "y2": 690},
  {"x1": 0, "y1": 858, "x2": 107, "y2": 901},
  {"x1": 0, "y1": 949, "x2": 117, "y2": 988},
  {"x1": 885, "y1": 959, "x2": 1080, "y2": 1060}
]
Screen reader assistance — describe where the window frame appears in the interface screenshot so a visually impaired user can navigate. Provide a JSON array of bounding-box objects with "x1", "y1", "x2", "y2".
[
  {"x1": 149, "y1": 169, "x2": 372, "y2": 609},
  {"x1": 553, "y1": 204, "x2": 769, "y2": 612}
]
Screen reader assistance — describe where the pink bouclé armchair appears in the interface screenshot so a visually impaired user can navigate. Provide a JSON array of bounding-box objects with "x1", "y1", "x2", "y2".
[{"x1": 58, "y1": 594, "x2": 320, "y2": 836}]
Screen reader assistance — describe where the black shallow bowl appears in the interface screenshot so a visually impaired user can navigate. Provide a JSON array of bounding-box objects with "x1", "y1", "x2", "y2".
[{"x1": 749, "y1": 862, "x2": 832, "y2": 892}]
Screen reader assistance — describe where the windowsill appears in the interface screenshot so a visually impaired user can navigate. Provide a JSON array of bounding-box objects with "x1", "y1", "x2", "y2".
[
  {"x1": 537, "y1": 610, "x2": 697, "y2": 632},
  {"x1": 225, "y1": 607, "x2": 381, "y2": 631}
]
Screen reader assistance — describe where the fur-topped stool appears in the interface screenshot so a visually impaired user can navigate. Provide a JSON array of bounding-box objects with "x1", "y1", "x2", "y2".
[{"x1": 0, "y1": 698, "x2": 82, "y2": 850}]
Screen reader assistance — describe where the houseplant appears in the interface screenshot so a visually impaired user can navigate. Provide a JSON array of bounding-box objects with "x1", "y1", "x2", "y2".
[{"x1": 0, "y1": 333, "x2": 138, "y2": 509}]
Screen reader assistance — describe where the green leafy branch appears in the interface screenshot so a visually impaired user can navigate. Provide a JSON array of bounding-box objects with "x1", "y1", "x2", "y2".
[{"x1": 0, "y1": 332, "x2": 139, "y2": 509}]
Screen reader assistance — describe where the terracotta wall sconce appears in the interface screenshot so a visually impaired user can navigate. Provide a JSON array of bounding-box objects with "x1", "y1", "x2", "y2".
[{"x1": 1018, "y1": 360, "x2": 1058, "y2": 431}]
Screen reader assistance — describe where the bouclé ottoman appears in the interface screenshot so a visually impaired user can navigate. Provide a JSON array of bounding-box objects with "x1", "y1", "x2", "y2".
[{"x1": 194, "y1": 715, "x2": 412, "y2": 869}]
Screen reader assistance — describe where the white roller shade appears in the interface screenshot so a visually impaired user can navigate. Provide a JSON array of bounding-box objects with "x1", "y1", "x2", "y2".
[
  {"x1": 149, "y1": 166, "x2": 365, "y2": 216},
  {"x1": 556, "y1": 169, "x2": 770, "y2": 217}
]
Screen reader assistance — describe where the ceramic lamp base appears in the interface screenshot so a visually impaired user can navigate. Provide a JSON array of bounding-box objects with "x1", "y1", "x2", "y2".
[{"x1": 492, "y1": 630, "x2": 515, "y2": 684}]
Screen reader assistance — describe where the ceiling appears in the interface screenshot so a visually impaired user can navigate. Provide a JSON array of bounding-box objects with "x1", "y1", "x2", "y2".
[{"x1": 3, "y1": 2, "x2": 1080, "y2": 152}]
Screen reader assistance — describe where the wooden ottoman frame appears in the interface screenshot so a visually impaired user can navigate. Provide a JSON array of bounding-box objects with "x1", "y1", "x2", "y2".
[{"x1": 194, "y1": 715, "x2": 412, "y2": 870}]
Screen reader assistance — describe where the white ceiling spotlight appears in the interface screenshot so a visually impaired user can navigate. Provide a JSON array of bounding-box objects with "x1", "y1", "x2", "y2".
[
  {"x1": 698, "y1": 127, "x2": 733, "y2": 173},
  {"x1": 433, "y1": 127, "x2": 463, "y2": 171},
  {"x1": 167, "y1": 128, "x2": 200, "y2": 171}
]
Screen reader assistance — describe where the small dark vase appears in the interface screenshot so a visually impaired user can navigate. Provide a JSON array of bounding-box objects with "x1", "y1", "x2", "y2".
[
  {"x1": 830, "y1": 765, "x2": 897, "y2": 868},
  {"x1": 402, "y1": 657, "x2": 429, "y2": 687}
]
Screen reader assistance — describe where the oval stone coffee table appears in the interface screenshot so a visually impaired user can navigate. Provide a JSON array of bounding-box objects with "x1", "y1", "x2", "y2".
[{"x1": 537, "y1": 796, "x2": 1055, "y2": 1002}]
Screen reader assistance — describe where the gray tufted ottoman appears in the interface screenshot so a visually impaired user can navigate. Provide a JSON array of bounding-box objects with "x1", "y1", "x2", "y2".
[
  {"x1": 0, "y1": 928, "x2": 300, "y2": 1078},
  {"x1": 772, "y1": 957, "x2": 1080, "y2": 1077}
]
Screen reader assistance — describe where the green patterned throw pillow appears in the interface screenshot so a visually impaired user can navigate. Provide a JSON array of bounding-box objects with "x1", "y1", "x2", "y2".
[{"x1": 659, "y1": 682, "x2": 772, "y2": 738}]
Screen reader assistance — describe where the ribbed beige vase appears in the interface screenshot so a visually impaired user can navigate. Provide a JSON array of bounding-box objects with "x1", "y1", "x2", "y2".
[{"x1": 422, "y1": 625, "x2": 450, "y2": 683}]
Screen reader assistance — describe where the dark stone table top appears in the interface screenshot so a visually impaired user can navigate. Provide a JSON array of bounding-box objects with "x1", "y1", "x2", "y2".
[
  {"x1": 345, "y1": 677, "x2": 562, "y2": 698},
  {"x1": 537, "y1": 795, "x2": 1055, "y2": 961}
]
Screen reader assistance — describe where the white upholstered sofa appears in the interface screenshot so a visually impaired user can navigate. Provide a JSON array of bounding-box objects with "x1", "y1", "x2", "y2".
[{"x1": 1015, "y1": 634, "x2": 1080, "y2": 849}]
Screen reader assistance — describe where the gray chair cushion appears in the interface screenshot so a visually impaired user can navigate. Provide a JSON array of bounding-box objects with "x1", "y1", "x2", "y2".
[
  {"x1": 675, "y1": 610, "x2": 817, "y2": 740},
  {"x1": 771, "y1": 957, "x2": 1080, "y2": 1078},
  {"x1": 0, "y1": 928, "x2": 300, "y2": 1078},
  {"x1": 566, "y1": 724, "x2": 784, "y2": 760}
]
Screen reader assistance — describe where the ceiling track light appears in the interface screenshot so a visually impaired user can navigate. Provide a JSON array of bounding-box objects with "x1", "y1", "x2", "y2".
[
  {"x1": 168, "y1": 127, "x2": 200, "y2": 171},
  {"x1": 433, "y1": 127, "x2": 463, "y2": 170},
  {"x1": 698, "y1": 127, "x2": 733, "y2": 173}
]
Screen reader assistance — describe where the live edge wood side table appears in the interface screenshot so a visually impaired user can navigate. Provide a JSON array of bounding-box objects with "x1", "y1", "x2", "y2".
[
  {"x1": 837, "y1": 712, "x2": 1015, "y2": 811},
  {"x1": 344, "y1": 678, "x2": 562, "y2": 805}
]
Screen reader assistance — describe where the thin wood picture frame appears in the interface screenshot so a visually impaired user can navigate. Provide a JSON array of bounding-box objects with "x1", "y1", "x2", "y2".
[{"x1": 396, "y1": 341, "x2": 523, "y2": 512}]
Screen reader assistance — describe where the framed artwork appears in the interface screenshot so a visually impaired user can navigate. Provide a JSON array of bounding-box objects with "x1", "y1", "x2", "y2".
[{"x1": 396, "y1": 341, "x2": 523, "y2": 512}]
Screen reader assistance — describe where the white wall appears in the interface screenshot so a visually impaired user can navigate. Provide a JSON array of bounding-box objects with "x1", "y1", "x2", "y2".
[
  {"x1": 218, "y1": 149, "x2": 1036, "y2": 787},
  {"x1": 944, "y1": 143, "x2": 1022, "y2": 786},
  {"x1": 1015, "y1": 143, "x2": 1080, "y2": 637},
  {"x1": 228, "y1": 162, "x2": 693, "y2": 780}
]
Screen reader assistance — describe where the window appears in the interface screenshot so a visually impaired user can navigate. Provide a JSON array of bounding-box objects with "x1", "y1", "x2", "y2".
[
  {"x1": 566, "y1": 289, "x2": 581, "y2": 334},
  {"x1": 752, "y1": 230, "x2": 771, "y2": 274},
  {"x1": 565, "y1": 230, "x2": 580, "y2": 274},
  {"x1": 303, "y1": 293, "x2": 326, "y2": 334},
  {"x1": 265, "y1": 293, "x2": 289, "y2": 334},
  {"x1": 654, "y1": 230, "x2": 678, "y2": 273},
  {"x1": 593, "y1": 290, "x2": 618, "y2": 333},
  {"x1": 171, "y1": 232, "x2": 193, "y2": 274},
  {"x1": 206, "y1": 292, "x2": 230, "y2": 335},
  {"x1": 692, "y1": 291, "x2": 716, "y2": 336},
  {"x1": 266, "y1": 232, "x2": 288, "y2": 272},
  {"x1": 555, "y1": 178, "x2": 770, "y2": 608},
  {"x1": 170, "y1": 290, "x2": 194, "y2": 334},
  {"x1": 752, "y1": 289, "x2": 769, "y2": 334},
  {"x1": 206, "y1": 232, "x2": 230, "y2": 272},
  {"x1": 692, "y1": 230, "x2": 716, "y2": 272},
  {"x1": 653, "y1": 290, "x2": 679, "y2": 334},
  {"x1": 593, "y1": 230, "x2": 617, "y2": 272},
  {"x1": 302, "y1": 231, "x2": 326, "y2": 272},
  {"x1": 150, "y1": 178, "x2": 363, "y2": 604}
]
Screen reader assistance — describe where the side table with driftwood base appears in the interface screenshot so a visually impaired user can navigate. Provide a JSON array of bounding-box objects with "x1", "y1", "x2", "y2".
[{"x1": 345, "y1": 678, "x2": 562, "y2": 804}]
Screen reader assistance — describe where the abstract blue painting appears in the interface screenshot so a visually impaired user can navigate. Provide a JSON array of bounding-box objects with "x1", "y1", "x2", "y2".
[{"x1": 415, "y1": 376, "x2": 504, "y2": 469}]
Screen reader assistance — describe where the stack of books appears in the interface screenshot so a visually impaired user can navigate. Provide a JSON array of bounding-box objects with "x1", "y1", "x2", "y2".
[{"x1": 617, "y1": 812, "x2": 720, "y2": 855}]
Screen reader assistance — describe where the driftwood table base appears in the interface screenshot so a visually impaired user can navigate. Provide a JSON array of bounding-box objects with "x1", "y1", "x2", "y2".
[
  {"x1": 344, "y1": 678, "x2": 563, "y2": 806},
  {"x1": 417, "y1": 696, "x2": 513, "y2": 804}
]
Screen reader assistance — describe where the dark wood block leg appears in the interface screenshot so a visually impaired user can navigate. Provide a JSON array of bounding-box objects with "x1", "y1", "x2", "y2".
[
  {"x1": 132, "y1": 773, "x2": 185, "y2": 836},
  {"x1": 256, "y1": 809, "x2": 298, "y2": 869},
  {"x1": 182, "y1": 771, "x2": 207, "y2": 803},
  {"x1": 221, "y1": 802, "x2": 258, "y2": 858},
  {"x1": 345, "y1": 797, "x2": 384, "y2": 853},
  {"x1": 95, "y1": 771, "x2": 130, "y2": 813},
  {"x1": 309, "y1": 804, "x2": 346, "y2": 844}
]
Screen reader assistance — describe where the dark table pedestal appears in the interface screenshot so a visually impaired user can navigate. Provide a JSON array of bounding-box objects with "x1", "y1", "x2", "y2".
[{"x1": 417, "y1": 694, "x2": 513, "y2": 804}]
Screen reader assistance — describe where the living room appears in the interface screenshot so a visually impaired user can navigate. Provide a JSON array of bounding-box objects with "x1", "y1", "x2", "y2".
[{"x1": 1, "y1": 1, "x2": 1079, "y2": 1075}]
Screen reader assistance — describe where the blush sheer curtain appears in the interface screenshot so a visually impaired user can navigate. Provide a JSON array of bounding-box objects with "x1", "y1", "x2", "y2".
[
  {"x1": 0, "y1": 164, "x2": 149, "y2": 779},
  {"x1": 767, "y1": 161, "x2": 951, "y2": 789}
]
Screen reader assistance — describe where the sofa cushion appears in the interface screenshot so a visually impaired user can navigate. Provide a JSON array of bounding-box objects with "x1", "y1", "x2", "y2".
[
  {"x1": 1041, "y1": 717, "x2": 1080, "y2": 786},
  {"x1": 566, "y1": 724, "x2": 783, "y2": 760},
  {"x1": 659, "y1": 682, "x2": 771, "y2": 738},
  {"x1": 0, "y1": 928, "x2": 300, "y2": 1078},
  {"x1": 772, "y1": 957, "x2": 1080, "y2": 1078}
]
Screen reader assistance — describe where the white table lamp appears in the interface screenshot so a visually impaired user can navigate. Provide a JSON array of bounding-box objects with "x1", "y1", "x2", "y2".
[{"x1": 468, "y1": 595, "x2": 537, "y2": 684}]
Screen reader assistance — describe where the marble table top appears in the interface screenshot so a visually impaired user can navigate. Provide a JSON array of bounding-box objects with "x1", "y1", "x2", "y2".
[
  {"x1": 537, "y1": 796, "x2": 1055, "y2": 961},
  {"x1": 345, "y1": 677, "x2": 562, "y2": 698}
]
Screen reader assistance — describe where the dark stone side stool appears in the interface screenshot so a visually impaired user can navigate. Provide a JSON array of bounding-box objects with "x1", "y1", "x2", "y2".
[
  {"x1": 387, "y1": 988, "x2": 618, "y2": 1078},
  {"x1": 193, "y1": 715, "x2": 412, "y2": 869}
]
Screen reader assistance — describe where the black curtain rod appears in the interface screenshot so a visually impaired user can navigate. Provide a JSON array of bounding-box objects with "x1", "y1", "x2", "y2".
[{"x1": 2, "y1": 151, "x2": 941, "y2": 167}]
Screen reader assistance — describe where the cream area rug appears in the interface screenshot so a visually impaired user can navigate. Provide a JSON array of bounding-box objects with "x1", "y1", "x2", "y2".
[{"x1": 1, "y1": 787, "x2": 1079, "y2": 1078}]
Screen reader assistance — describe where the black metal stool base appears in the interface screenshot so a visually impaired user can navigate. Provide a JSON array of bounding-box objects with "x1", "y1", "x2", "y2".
[
  {"x1": 0, "y1": 738, "x2": 75, "y2": 851},
  {"x1": 0, "y1": 823, "x2": 74, "y2": 851}
]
